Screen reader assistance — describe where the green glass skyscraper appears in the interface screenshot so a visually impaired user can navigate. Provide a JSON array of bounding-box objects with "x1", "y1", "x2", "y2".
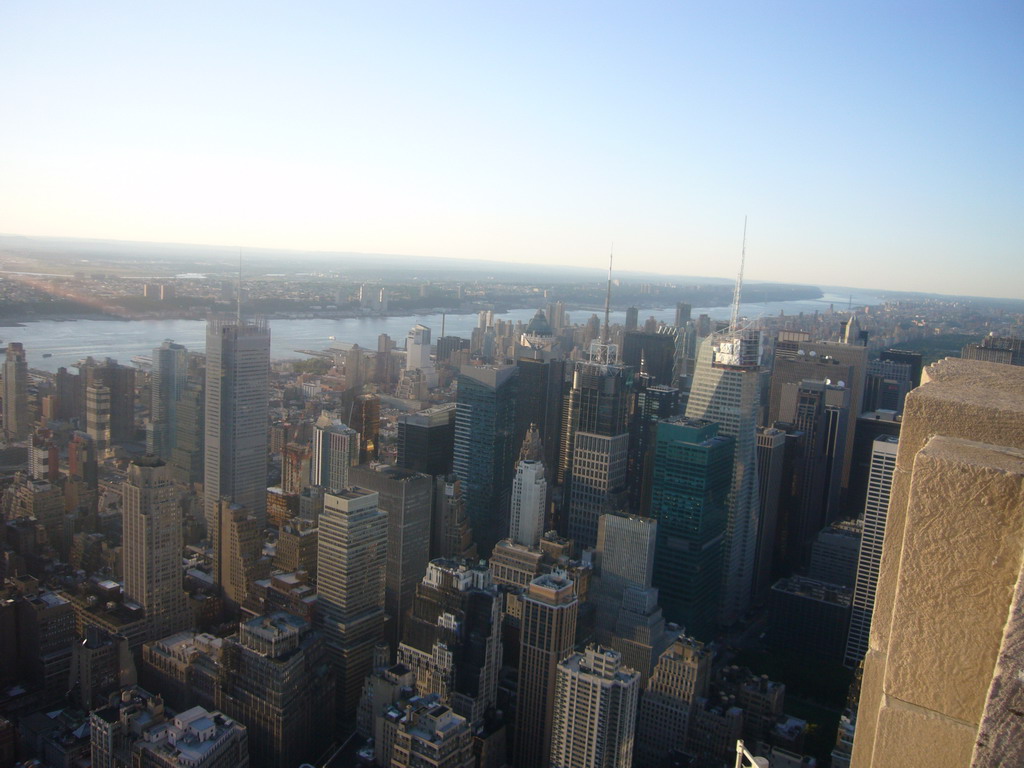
[{"x1": 649, "y1": 416, "x2": 733, "y2": 640}]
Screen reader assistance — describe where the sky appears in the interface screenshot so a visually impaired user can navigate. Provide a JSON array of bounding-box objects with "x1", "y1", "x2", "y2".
[{"x1": 1, "y1": 1, "x2": 1021, "y2": 298}]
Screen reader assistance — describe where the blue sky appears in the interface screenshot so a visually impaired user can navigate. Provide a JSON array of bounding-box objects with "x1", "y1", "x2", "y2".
[{"x1": 1, "y1": 1, "x2": 1021, "y2": 297}]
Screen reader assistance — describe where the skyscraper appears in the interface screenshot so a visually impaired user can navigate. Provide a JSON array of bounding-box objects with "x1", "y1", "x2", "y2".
[
  {"x1": 349, "y1": 464, "x2": 432, "y2": 650},
  {"x1": 80, "y1": 357, "x2": 136, "y2": 443},
  {"x1": 630, "y1": 382, "x2": 679, "y2": 512},
  {"x1": 649, "y1": 417, "x2": 733, "y2": 639},
  {"x1": 204, "y1": 318, "x2": 270, "y2": 530},
  {"x1": 122, "y1": 456, "x2": 190, "y2": 640},
  {"x1": 317, "y1": 487, "x2": 387, "y2": 720},
  {"x1": 396, "y1": 403, "x2": 456, "y2": 476},
  {"x1": 148, "y1": 341, "x2": 188, "y2": 460},
  {"x1": 213, "y1": 499, "x2": 269, "y2": 611},
  {"x1": 844, "y1": 435, "x2": 898, "y2": 668},
  {"x1": 311, "y1": 411, "x2": 358, "y2": 491},
  {"x1": 453, "y1": 365, "x2": 518, "y2": 556},
  {"x1": 3, "y1": 342, "x2": 28, "y2": 442},
  {"x1": 685, "y1": 330, "x2": 764, "y2": 624},
  {"x1": 515, "y1": 571, "x2": 578, "y2": 768},
  {"x1": 350, "y1": 393, "x2": 380, "y2": 463},
  {"x1": 396, "y1": 559, "x2": 501, "y2": 726},
  {"x1": 562, "y1": 354, "x2": 632, "y2": 549},
  {"x1": 509, "y1": 436, "x2": 547, "y2": 548},
  {"x1": 591, "y1": 512, "x2": 677, "y2": 682},
  {"x1": 777, "y1": 378, "x2": 851, "y2": 567},
  {"x1": 550, "y1": 645, "x2": 640, "y2": 768},
  {"x1": 633, "y1": 636, "x2": 713, "y2": 765}
]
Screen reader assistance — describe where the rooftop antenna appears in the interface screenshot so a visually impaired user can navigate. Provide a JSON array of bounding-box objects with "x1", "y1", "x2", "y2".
[
  {"x1": 236, "y1": 247, "x2": 243, "y2": 324},
  {"x1": 730, "y1": 217, "x2": 747, "y2": 332},
  {"x1": 603, "y1": 245, "x2": 613, "y2": 345}
]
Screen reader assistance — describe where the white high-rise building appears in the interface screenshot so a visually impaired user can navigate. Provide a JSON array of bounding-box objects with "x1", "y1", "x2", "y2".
[
  {"x1": 317, "y1": 487, "x2": 387, "y2": 720},
  {"x1": 510, "y1": 459, "x2": 546, "y2": 547},
  {"x1": 406, "y1": 323, "x2": 437, "y2": 387},
  {"x1": 204, "y1": 318, "x2": 270, "y2": 530},
  {"x1": 122, "y1": 455, "x2": 190, "y2": 639},
  {"x1": 311, "y1": 411, "x2": 359, "y2": 491},
  {"x1": 550, "y1": 645, "x2": 640, "y2": 768},
  {"x1": 684, "y1": 329, "x2": 764, "y2": 624},
  {"x1": 844, "y1": 434, "x2": 899, "y2": 668}
]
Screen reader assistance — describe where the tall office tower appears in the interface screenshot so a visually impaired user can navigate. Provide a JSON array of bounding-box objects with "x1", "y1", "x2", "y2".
[
  {"x1": 960, "y1": 334, "x2": 1024, "y2": 366},
  {"x1": 851, "y1": 359, "x2": 1024, "y2": 767},
  {"x1": 592, "y1": 512, "x2": 676, "y2": 682},
  {"x1": 350, "y1": 393, "x2": 380, "y2": 463},
  {"x1": 122, "y1": 456, "x2": 189, "y2": 640},
  {"x1": 68, "y1": 431, "x2": 98, "y2": 490},
  {"x1": 675, "y1": 302, "x2": 692, "y2": 327},
  {"x1": 220, "y1": 613, "x2": 336, "y2": 768},
  {"x1": 879, "y1": 348, "x2": 923, "y2": 388},
  {"x1": 16, "y1": 590, "x2": 76, "y2": 707},
  {"x1": 311, "y1": 411, "x2": 358, "y2": 490},
  {"x1": 863, "y1": 358, "x2": 913, "y2": 414},
  {"x1": 453, "y1": 365, "x2": 518, "y2": 557},
  {"x1": 85, "y1": 383, "x2": 112, "y2": 452},
  {"x1": 436, "y1": 335, "x2": 465, "y2": 365},
  {"x1": 546, "y1": 300, "x2": 567, "y2": 332},
  {"x1": 56, "y1": 366, "x2": 83, "y2": 421},
  {"x1": 514, "y1": 351, "x2": 566, "y2": 474},
  {"x1": 778, "y1": 379, "x2": 851, "y2": 565},
  {"x1": 808, "y1": 518, "x2": 862, "y2": 589},
  {"x1": 213, "y1": 499, "x2": 269, "y2": 611},
  {"x1": 649, "y1": 417, "x2": 733, "y2": 639},
  {"x1": 3, "y1": 342, "x2": 28, "y2": 442},
  {"x1": 29, "y1": 429, "x2": 59, "y2": 481},
  {"x1": 396, "y1": 560, "x2": 502, "y2": 725},
  {"x1": 843, "y1": 435, "x2": 898, "y2": 668},
  {"x1": 509, "y1": 443, "x2": 547, "y2": 548},
  {"x1": 848, "y1": 409, "x2": 901, "y2": 516},
  {"x1": 204, "y1": 318, "x2": 270, "y2": 530},
  {"x1": 390, "y1": 694, "x2": 475, "y2": 768},
  {"x1": 397, "y1": 403, "x2": 456, "y2": 476},
  {"x1": 514, "y1": 571, "x2": 578, "y2": 768},
  {"x1": 624, "y1": 306, "x2": 639, "y2": 332},
  {"x1": 80, "y1": 357, "x2": 136, "y2": 443},
  {"x1": 550, "y1": 645, "x2": 640, "y2": 768},
  {"x1": 317, "y1": 488, "x2": 387, "y2": 720},
  {"x1": 406, "y1": 323, "x2": 432, "y2": 370},
  {"x1": 562, "y1": 351, "x2": 632, "y2": 549},
  {"x1": 753, "y1": 426, "x2": 786, "y2": 599},
  {"x1": 622, "y1": 329, "x2": 677, "y2": 386},
  {"x1": 147, "y1": 341, "x2": 187, "y2": 459},
  {"x1": 349, "y1": 465, "x2": 432, "y2": 650},
  {"x1": 685, "y1": 329, "x2": 765, "y2": 624},
  {"x1": 634, "y1": 636, "x2": 713, "y2": 765},
  {"x1": 170, "y1": 380, "x2": 204, "y2": 486},
  {"x1": 280, "y1": 442, "x2": 311, "y2": 495},
  {"x1": 630, "y1": 382, "x2": 679, "y2": 512},
  {"x1": 431, "y1": 475, "x2": 477, "y2": 561},
  {"x1": 376, "y1": 333, "x2": 395, "y2": 384},
  {"x1": 768, "y1": 337, "x2": 867, "y2": 489}
]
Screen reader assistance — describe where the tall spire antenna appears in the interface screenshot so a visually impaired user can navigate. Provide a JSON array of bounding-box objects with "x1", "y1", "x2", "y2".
[
  {"x1": 603, "y1": 245, "x2": 613, "y2": 345},
  {"x1": 730, "y1": 217, "x2": 747, "y2": 332},
  {"x1": 236, "y1": 248, "x2": 242, "y2": 324}
]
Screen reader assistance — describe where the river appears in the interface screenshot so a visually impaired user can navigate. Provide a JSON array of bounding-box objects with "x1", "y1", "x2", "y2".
[{"x1": 3, "y1": 290, "x2": 882, "y2": 373}]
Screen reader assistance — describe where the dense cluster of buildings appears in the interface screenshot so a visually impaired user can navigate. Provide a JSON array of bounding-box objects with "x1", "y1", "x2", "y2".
[{"x1": 0, "y1": 279, "x2": 1021, "y2": 767}]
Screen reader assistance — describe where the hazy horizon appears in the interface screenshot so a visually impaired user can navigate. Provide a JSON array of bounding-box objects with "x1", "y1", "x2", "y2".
[{"x1": 2, "y1": 3, "x2": 1021, "y2": 298}]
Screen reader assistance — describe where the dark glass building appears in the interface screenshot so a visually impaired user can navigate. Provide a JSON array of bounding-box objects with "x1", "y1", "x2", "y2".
[{"x1": 648, "y1": 417, "x2": 733, "y2": 640}]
